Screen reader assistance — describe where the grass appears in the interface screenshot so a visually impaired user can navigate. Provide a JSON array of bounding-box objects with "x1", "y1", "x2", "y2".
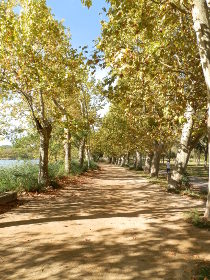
[
  {"x1": 192, "y1": 260, "x2": 210, "y2": 280},
  {"x1": 0, "y1": 160, "x2": 98, "y2": 193},
  {"x1": 158, "y1": 161, "x2": 209, "y2": 180},
  {"x1": 184, "y1": 209, "x2": 210, "y2": 230},
  {"x1": 187, "y1": 163, "x2": 208, "y2": 180},
  {"x1": 129, "y1": 163, "x2": 208, "y2": 202}
]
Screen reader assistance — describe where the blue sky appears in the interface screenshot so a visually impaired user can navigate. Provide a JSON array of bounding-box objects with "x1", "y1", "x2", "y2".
[{"x1": 46, "y1": 0, "x2": 107, "y2": 52}]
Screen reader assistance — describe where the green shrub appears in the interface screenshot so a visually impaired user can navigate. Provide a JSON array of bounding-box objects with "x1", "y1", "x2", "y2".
[
  {"x1": 0, "y1": 163, "x2": 40, "y2": 193},
  {"x1": 192, "y1": 261, "x2": 210, "y2": 280},
  {"x1": 181, "y1": 173, "x2": 190, "y2": 187},
  {"x1": 49, "y1": 161, "x2": 65, "y2": 178},
  {"x1": 0, "y1": 160, "x2": 98, "y2": 193},
  {"x1": 71, "y1": 160, "x2": 98, "y2": 175},
  {"x1": 185, "y1": 209, "x2": 210, "y2": 229}
]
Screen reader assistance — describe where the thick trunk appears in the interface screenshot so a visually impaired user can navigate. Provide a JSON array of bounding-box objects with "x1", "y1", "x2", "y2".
[
  {"x1": 169, "y1": 104, "x2": 194, "y2": 188},
  {"x1": 38, "y1": 124, "x2": 52, "y2": 186},
  {"x1": 136, "y1": 151, "x2": 143, "y2": 170},
  {"x1": 144, "y1": 153, "x2": 153, "y2": 173},
  {"x1": 79, "y1": 138, "x2": 86, "y2": 168},
  {"x1": 150, "y1": 142, "x2": 163, "y2": 177},
  {"x1": 192, "y1": 0, "x2": 210, "y2": 220},
  {"x1": 64, "y1": 128, "x2": 71, "y2": 175}
]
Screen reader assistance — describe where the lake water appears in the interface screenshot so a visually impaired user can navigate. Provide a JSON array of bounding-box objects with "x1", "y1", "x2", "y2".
[{"x1": 0, "y1": 159, "x2": 39, "y2": 168}]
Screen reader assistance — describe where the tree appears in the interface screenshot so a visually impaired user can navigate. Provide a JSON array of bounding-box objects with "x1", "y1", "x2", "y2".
[
  {"x1": 191, "y1": 0, "x2": 210, "y2": 219},
  {"x1": 0, "y1": 0, "x2": 75, "y2": 186}
]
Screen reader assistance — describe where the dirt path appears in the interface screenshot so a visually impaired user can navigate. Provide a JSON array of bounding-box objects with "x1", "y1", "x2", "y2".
[{"x1": 0, "y1": 164, "x2": 210, "y2": 280}]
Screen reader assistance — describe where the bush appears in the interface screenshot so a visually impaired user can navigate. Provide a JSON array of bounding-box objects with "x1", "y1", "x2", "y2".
[
  {"x1": 181, "y1": 173, "x2": 190, "y2": 187},
  {"x1": 0, "y1": 163, "x2": 40, "y2": 193},
  {"x1": 185, "y1": 209, "x2": 210, "y2": 229},
  {"x1": 0, "y1": 160, "x2": 98, "y2": 193},
  {"x1": 71, "y1": 160, "x2": 98, "y2": 175},
  {"x1": 49, "y1": 161, "x2": 65, "y2": 178}
]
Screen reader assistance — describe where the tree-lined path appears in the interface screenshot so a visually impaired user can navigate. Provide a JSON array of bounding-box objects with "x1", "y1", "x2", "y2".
[{"x1": 0, "y1": 165, "x2": 209, "y2": 280}]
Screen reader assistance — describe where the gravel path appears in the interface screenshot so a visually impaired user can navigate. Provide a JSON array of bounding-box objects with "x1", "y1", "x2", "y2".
[{"x1": 0, "y1": 164, "x2": 209, "y2": 280}]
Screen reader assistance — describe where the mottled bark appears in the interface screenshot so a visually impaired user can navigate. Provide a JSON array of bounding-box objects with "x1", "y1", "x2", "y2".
[
  {"x1": 121, "y1": 155, "x2": 126, "y2": 166},
  {"x1": 64, "y1": 128, "x2": 71, "y2": 175},
  {"x1": 136, "y1": 151, "x2": 143, "y2": 170},
  {"x1": 79, "y1": 138, "x2": 86, "y2": 168},
  {"x1": 192, "y1": 0, "x2": 210, "y2": 219},
  {"x1": 38, "y1": 124, "x2": 52, "y2": 186},
  {"x1": 150, "y1": 142, "x2": 163, "y2": 177},
  {"x1": 144, "y1": 153, "x2": 153, "y2": 173},
  {"x1": 117, "y1": 157, "x2": 121, "y2": 165},
  {"x1": 169, "y1": 104, "x2": 194, "y2": 188},
  {"x1": 204, "y1": 142, "x2": 208, "y2": 169}
]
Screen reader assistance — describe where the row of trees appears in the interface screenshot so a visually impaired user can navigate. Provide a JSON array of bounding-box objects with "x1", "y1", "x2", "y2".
[
  {"x1": 85, "y1": 0, "x2": 210, "y2": 219},
  {"x1": 0, "y1": 0, "x2": 100, "y2": 185}
]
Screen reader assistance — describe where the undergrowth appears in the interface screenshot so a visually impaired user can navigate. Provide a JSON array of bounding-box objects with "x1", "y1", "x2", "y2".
[
  {"x1": 184, "y1": 209, "x2": 210, "y2": 230},
  {"x1": 0, "y1": 160, "x2": 98, "y2": 193}
]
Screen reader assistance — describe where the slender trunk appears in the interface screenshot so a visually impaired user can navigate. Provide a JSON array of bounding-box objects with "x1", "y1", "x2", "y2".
[
  {"x1": 169, "y1": 104, "x2": 194, "y2": 188},
  {"x1": 133, "y1": 155, "x2": 137, "y2": 168},
  {"x1": 85, "y1": 146, "x2": 91, "y2": 169},
  {"x1": 204, "y1": 142, "x2": 208, "y2": 169},
  {"x1": 125, "y1": 152, "x2": 130, "y2": 166},
  {"x1": 144, "y1": 153, "x2": 153, "y2": 173},
  {"x1": 64, "y1": 128, "x2": 71, "y2": 175},
  {"x1": 136, "y1": 151, "x2": 143, "y2": 170},
  {"x1": 121, "y1": 155, "x2": 126, "y2": 166},
  {"x1": 79, "y1": 138, "x2": 86, "y2": 168},
  {"x1": 112, "y1": 156, "x2": 116, "y2": 164},
  {"x1": 150, "y1": 141, "x2": 163, "y2": 177},
  {"x1": 197, "y1": 149, "x2": 201, "y2": 165},
  {"x1": 118, "y1": 157, "x2": 121, "y2": 165},
  {"x1": 38, "y1": 124, "x2": 52, "y2": 186}
]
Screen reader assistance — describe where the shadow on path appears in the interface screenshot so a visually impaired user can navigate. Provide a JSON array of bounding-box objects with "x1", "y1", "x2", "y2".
[{"x1": 0, "y1": 164, "x2": 209, "y2": 280}]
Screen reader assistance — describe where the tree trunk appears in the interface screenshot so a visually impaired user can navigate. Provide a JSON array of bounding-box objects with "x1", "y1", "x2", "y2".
[
  {"x1": 136, "y1": 151, "x2": 143, "y2": 170},
  {"x1": 121, "y1": 155, "x2": 126, "y2": 166},
  {"x1": 144, "y1": 153, "x2": 153, "y2": 173},
  {"x1": 204, "y1": 142, "x2": 208, "y2": 169},
  {"x1": 125, "y1": 152, "x2": 130, "y2": 166},
  {"x1": 197, "y1": 149, "x2": 201, "y2": 165},
  {"x1": 79, "y1": 138, "x2": 86, "y2": 168},
  {"x1": 38, "y1": 124, "x2": 52, "y2": 186},
  {"x1": 64, "y1": 128, "x2": 71, "y2": 175},
  {"x1": 169, "y1": 104, "x2": 194, "y2": 188},
  {"x1": 85, "y1": 146, "x2": 91, "y2": 169},
  {"x1": 192, "y1": 0, "x2": 210, "y2": 219},
  {"x1": 118, "y1": 157, "x2": 121, "y2": 165},
  {"x1": 150, "y1": 141, "x2": 163, "y2": 177},
  {"x1": 112, "y1": 156, "x2": 116, "y2": 164}
]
